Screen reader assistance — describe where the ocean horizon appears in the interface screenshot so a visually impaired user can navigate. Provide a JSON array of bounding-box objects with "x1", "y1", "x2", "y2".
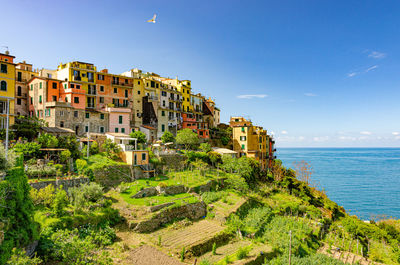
[{"x1": 278, "y1": 147, "x2": 400, "y2": 220}]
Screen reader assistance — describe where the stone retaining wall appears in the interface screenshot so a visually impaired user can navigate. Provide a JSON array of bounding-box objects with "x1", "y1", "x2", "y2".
[
  {"x1": 148, "y1": 202, "x2": 175, "y2": 212},
  {"x1": 131, "y1": 201, "x2": 207, "y2": 233},
  {"x1": 30, "y1": 177, "x2": 90, "y2": 191}
]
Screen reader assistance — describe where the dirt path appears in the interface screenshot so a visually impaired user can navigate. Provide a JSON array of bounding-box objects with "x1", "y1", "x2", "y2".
[{"x1": 128, "y1": 245, "x2": 186, "y2": 265}]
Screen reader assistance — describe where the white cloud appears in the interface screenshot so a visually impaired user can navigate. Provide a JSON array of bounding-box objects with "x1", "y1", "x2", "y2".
[
  {"x1": 313, "y1": 136, "x2": 330, "y2": 142},
  {"x1": 368, "y1": 51, "x2": 386, "y2": 59},
  {"x1": 298, "y1": 136, "x2": 305, "y2": 141},
  {"x1": 237, "y1": 94, "x2": 267, "y2": 99},
  {"x1": 347, "y1": 72, "x2": 358, "y2": 77},
  {"x1": 365, "y1": 65, "x2": 378, "y2": 72},
  {"x1": 281, "y1": 130, "x2": 288, "y2": 135},
  {"x1": 392, "y1": 132, "x2": 399, "y2": 136},
  {"x1": 304, "y1": 93, "x2": 317, "y2": 97},
  {"x1": 339, "y1": 136, "x2": 357, "y2": 141},
  {"x1": 360, "y1": 131, "x2": 372, "y2": 135}
]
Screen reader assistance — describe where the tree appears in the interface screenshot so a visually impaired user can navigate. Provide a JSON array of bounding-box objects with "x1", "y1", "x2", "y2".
[
  {"x1": 60, "y1": 150, "x2": 71, "y2": 164},
  {"x1": 0, "y1": 145, "x2": 17, "y2": 173},
  {"x1": 176, "y1": 129, "x2": 199, "y2": 150},
  {"x1": 11, "y1": 116, "x2": 46, "y2": 141},
  {"x1": 130, "y1": 131, "x2": 147, "y2": 144},
  {"x1": 161, "y1": 131, "x2": 175, "y2": 143},
  {"x1": 271, "y1": 159, "x2": 285, "y2": 182},
  {"x1": 12, "y1": 142, "x2": 41, "y2": 160},
  {"x1": 191, "y1": 159, "x2": 208, "y2": 176},
  {"x1": 293, "y1": 160, "x2": 313, "y2": 185},
  {"x1": 57, "y1": 135, "x2": 81, "y2": 159},
  {"x1": 208, "y1": 151, "x2": 222, "y2": 167},
  {"x1": 200, "y1": 143, "x2": 212, "y2": 153},
  {"x1": 53, "y1": 186, "x2": 68, "y2": 217},
  {"x1": 38, "y1": 133, "x2": 58, "y2": 148},
  {"x1": 101, "y1": 139, "x2": 122, "y2": 160}
]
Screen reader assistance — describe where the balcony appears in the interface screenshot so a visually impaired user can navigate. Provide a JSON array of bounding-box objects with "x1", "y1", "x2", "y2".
[
  {"x1": 112, "y1": 81, "x2": 132, "y2": 87},
  {"x1": 73, "y1": 76, "x2": 81, "y2": 81},
  {"x1": 87, "y1": 103, "x2": 95, "y2": 108},
  {"x1": 87, "y1": 88, "x2": 97, "y2": 95},
  {"x1": 148, "y1": 95, "x2": 158, "y2": 101}
]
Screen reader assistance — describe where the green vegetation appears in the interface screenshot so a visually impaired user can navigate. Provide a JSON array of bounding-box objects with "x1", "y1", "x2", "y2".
[
  {"x1": 130, "y1": 130, "x2": 147, "y2": 143},
  {"x1": 161, "y1": 130, "x2": 175, "y2": 143},
  {"x1": 176, "y1": 128, "x2": 199, "y2": 149}
]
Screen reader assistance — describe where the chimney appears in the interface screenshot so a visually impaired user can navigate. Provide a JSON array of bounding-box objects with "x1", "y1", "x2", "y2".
[
  {"x1": 101, "y1": 69, "x2": 108, "y2": 73},
  {"x1": 5, "y1": 50, "x2": 9, "y2": 55}
]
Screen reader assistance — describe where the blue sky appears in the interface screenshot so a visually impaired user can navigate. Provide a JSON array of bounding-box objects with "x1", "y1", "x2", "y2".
[{"x1": 2, "y1": 0, "x2": 400, "y2": 147}]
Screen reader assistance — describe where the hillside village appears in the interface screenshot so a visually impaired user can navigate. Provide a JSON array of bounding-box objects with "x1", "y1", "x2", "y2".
[{"x1": 1, "y1": 50, "x2": 400, "y2": 265}]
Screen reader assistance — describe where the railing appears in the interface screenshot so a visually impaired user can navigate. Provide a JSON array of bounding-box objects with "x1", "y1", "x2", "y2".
[
  {"x1": 87, "y1": 89, "x2": 96, "y2": 95},
  {"x1": 148, "y1": 95, "x2": 158, "y2": 101},
  {"x1": 87, "y1": 103, "x2": 95, "y2": 108}
]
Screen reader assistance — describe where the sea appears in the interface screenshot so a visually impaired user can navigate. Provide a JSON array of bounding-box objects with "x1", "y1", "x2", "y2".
[{"x1": 278, "y1": 148, "x2": 400, "y2": 220}]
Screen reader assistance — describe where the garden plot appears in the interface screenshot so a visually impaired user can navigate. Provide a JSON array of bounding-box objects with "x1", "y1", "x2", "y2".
[
  {"x1": 126, "y1": 245, "x2": 185, "y2": 265},
  {"x1": 151, "y1": 219, "x2": 225, "y2": 250},
  {"x1": 198, "y1": 239, "x2": 252, "y2": 264}
]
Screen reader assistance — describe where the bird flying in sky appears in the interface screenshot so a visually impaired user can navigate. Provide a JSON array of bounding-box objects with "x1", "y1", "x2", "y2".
[{"x1": 147, "y1": 14, "x2": 156, "y2": 23}]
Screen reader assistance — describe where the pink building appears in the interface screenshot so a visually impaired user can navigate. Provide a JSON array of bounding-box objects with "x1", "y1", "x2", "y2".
[{"x1": 105, "y1": 106, "x2": 131, "y2": 134}]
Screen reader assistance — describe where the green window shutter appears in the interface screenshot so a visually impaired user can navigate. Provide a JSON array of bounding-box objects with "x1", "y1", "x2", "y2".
[
  {"x1": 241, "y1": 127, "x2": 245, "y2": 132},
  {"x1": 100, "y1": 113, "x2": 104, "y2": 119},
  {"x1": 119, "y1": 115, "x2": 123, "y2": 124},
  {"x1": 39, "y1": 95, "x2": 42, "y2": 103},
  {"x1": 115, "y1": 127, "x2": 119, "y2": 133},
  {"x1": 40, "y1": 82, "x2": 42, "y2": 89},
  {"x1": 162, "y1": 124, "x2": 165, "y2": 132},
  {"x1": 241, "y1": 144, "x2": 245, "y2": 150},
  {"x1": 121, "y1": 128, "x2": 125, "y2": 133},
  {"x1": 85, "y1": 113, "x2": 89, "y2": 119},
  {"x1": 30, "y1": 84, "x2": 33, "y2": 90}
]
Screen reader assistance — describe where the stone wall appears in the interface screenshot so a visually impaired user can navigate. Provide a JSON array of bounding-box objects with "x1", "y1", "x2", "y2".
[
  {"x1": 132, "y1": 201, "x2": 207, "y2": 233},
  {"x1": 132, "y1": 187, "x2": 158, "y2": 198},
  {"x1": 159, "y1": 154, "x2": 187, "y2": 170},
  {"x1": 92, "y1": 165, "x2": 133, "y2": 189},
  {"x1": 30, "y1": 177, "x2": 90, "y2": 191}
]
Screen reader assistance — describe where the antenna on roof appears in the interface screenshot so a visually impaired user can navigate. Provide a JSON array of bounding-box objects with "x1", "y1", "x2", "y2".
[{"x1": 1, "y1": 46, "x2": 9, "y2": 55}]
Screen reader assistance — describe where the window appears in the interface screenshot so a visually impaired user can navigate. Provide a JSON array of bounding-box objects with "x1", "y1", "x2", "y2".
[
  {"x1": 0, "y1": 81, "x2": 7, "y2": 91},
  {"x1": 142, "y1": 153, "x2": 146, "y2": 161},
  {"x1": 52, "y1": 82, "x2": 57, "y2": 89},
  {"x1": 138, "y1": 81, "x2": 141, "y2": 85},
  {"x1": 97, "y1": 74, "x2": 104, "y2": 80},
  {"x1": 60, "y1": 121, "x2": 64, "y2": 127},
  {"x1": 162, "y1": 91, "x2": 167, "y2": 97},
  {"x1": 17, "y1": 86, "x2": 22, "y2": 96},
  {"x1": 39, "y1": 82, "x2": 42, "y2": 89},
  {"x1": 100, "y1": 126, "x2": 105, "y2": 133},
  {"x1": 240, "y1": 136, "x2": 247, "y2": 141},
  {"x1": 121, "y1": 128, "x2": 125, "y2": 133},
  {"x1": 70, "y1": 84, "x2": 75, "y2": 88},
  {"x1": 151, "y1": 81, "x2": 155, "y2": 88},
  {"x1": 17, "y1": 72, "x2": 22, "y2": 81},
  {"x1": 162, "y1": 111, "x2": 165, "y2": 116},
  {"x1": 200, "y1": 131, "x2": 203, "y2": 136},
  {"x1": 30, "y1": 84, "x2": 33, "y2": 90},
  {"x1": 125, "y1": 89, "x2": 128, "y2": 97},
  {"x1": 30, "y1": 97, "x2": 33, "y2": 104},
  {"x1": 59, "y1": 110, "x2": 64, "y2": 116},
  {"x1": 76, "y1": 85, "x2": 80, "y2": 89},
  {"x1": 85, "y1": 126, "x2": 89, "y2": 132},
  {"x1": 17, "y1": 98, "x2": 21, "y2": 105},
  {"x1": 74, "y1": 97, "x2": 79, "y2": 103},
  {"x1": 0, "y1": 64, "x2": 7, "y2": 73},
  {"x1": 85, "y1": 112, "x2": 90, "y2": 119},
  {"x1": 138, "y1": 90, "x2": 140, "y2": 95},
  {"x1": 183, "y1": 89, "x2": 185, "y2": 93},
  {"x1": 64, "y1": 84, "x2": 67, "y2": 89},
  {"x1": 115, "y1": 127, "x2": 119, "y2": 133},
  {"x1": 123, "y1": 99, "x2": 128, "y2": 107},
  {"x1": 119, "y1": 115, "x2": 123, "y2": 124},
  {"x1": 52, "y1": 95, "x2": 57, "y2": 102},
  {"x1": 100, "y1": 97, "x2": 104, "y2": 103},
  {"x1": 186, "y1": 98, "x2": 189, "y2": 102},
  {"x1": 241, "y1": 127, "x2": 245, "y2": 132},
  {"x1": 241, "y1": 144, "x2": 245, "y2": 150},
  {"x1": 65, "y1": 97, "x2": 68, "y2": 102},
  {"x1": 114, "y1": 87, "x2": 117, "y2": 93},
  {"x1": 39, "y1": 95, "x2": 42, "y2": 103},
  {"x1": 162, "y1": 100, "x2": 165, "y2": 107},
  {"x1": 74, "y1": 111, "x2": 78, "y2": 118},
  {"x1": 100, "y1": 113, "x2": 104, "y2": 119},
  {"x1": 87, "y1": 72, "x2": 94, "y2": 82},
  {"x1": 100, "y1": 85, "x2": 104, "y2": 92},
  {"x1": 162, "y1": 124, "x2": 165, "y2": 132}
]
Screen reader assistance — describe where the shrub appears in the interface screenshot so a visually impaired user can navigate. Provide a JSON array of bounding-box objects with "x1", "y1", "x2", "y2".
[
  {"x1": 12, "y1": 142, "x2": 41, "y2": 160},
  {"x1": 161, "y1": 131, "x2": 175, "y2": 143},
  {"x1": 225, "y1": 174, "x2": 249, "y2": 193},
  {"x1": 180, "y1": 247, "x2": 185, "y2": 261},
  {"x1": 202, "y1": 191, "x2": 225, "y2": 204},
  {"x1": 78, "y1": 224, "x2": 116, "y2": 246},
  {"x1": 37, "y1": 133, "x2": 58, "y2": 148},
  {"x1": 6, "y1": 248, "x2": 42, "y2": 265},
  {"x1": 199, "y1": 143, "x2": 212, "y2": 153},
  {"x1": 0, "y1": 145, "x2": 17, "y2": 172},
  {"x1": 212, "y1": 242, "x2": 217, "y2": 255},
  {"x1": 176, "y1": 128, "x2": 199, "y2": 150},
  {"x1": 200, "y1": 259, "x2": 212, "y2": 265},
  {"x1": 236, "y1": 247, "x2": 249, "y2": 260},
  {"x1": 117, "y1": 182, "x2": 131, "y2": 193},
  {"x1": 81, "y1": 182, "x2": 103, "y2": 202},
  {"x1": 101, "y1": 139, "x2": 122, "y2": 160},
  {"x1": 53, "y1": 186, "x2": 68, "y2": 217},
  {"x1": 158, "y1": 182, "x2": 168, "y2": 188},
  {"x1": 30, "y1": 184, "x2": 55, "y2": 207},
  {"x1": 130, "y1": 131, "x2": 147, "y2": 144},
  {"x1": 60, "y1": 150, "x2": 71, "y2": 164},
  {"x1": 75, "y1": 159, "x2": 87, "y2": 174}
]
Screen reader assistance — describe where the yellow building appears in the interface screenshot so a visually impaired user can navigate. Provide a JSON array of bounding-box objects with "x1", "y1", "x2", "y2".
[
  {"x1": 230, "y1": 117, "x2": 268, "y2": 170},
  {"x1": 56, "y1": 61, "x2": 97, "y2": 109},
  {"x1": 0, "y1": 52, "x2": 16, "y2": 128}
]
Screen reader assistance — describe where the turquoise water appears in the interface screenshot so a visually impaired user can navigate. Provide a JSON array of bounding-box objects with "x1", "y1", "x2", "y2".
[{"x1": 278, "y1": 148, "x2": 400, "y2": 220}]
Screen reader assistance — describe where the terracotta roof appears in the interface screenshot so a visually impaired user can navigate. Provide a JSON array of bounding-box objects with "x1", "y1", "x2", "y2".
[
  {"x1": 41, "y1": 127, "x2": 75, "y2": 133},
  {"x1": 141, "y1": 125, "x2": 156, "y2": 130}
]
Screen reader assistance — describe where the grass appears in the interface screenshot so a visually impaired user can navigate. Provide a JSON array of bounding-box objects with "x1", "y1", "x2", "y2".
[
  {"x1": 214, "y1": 245, "x2": 253, "y2": 265},
  {"x1": 120, "y1": 192, "x2": 199, "y2": 206}
]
